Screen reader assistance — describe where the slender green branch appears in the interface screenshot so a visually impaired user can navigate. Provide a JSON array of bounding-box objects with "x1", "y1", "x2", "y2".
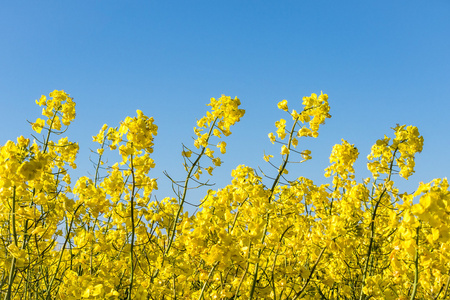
[
  {"x1": 165, "y1": 118, "x2": 218, "y2": 256},
  {"x1": 42, "y1": 108, "x2": 60, "y2": 154},
  {"x1": 127, "y1": 154, "x2": 137, "y2": 300},
  {"x1": 198, "y1": 262, "x2": 219, "y2": 300},
  {"x1": 359, "y1": 148, "x2": 398, "y2": 300},
  {"x1": 410, "y1": 225, "x2": 420, "y2": 300},
  {"x1": 268, "y1": 119, "x2": 299, "y2": 204},
  {"x1": 270, "y1": 225, "x2": 294, "y2": 300},
  {"x1": 151, "y1": 118, "x2": 218, "y2": 282},
  {"x1": 439, "y1": 273, "x2": 450, "y2": 299},
  {"x1": 249, "y1": 119, "x2": 298, "y2": 299},
  {"x1": 45, "y1": 204, "x2": 82, "y2": 300},
  {"x1": 292, "y1": 245, "x2": 327, "y2": 300},
  {"x1": 4, "y1": 187, "x2": 17, "y2": 300},
  {"x1": 234, "y1": 242, "x2": 252, "y2": 299}
]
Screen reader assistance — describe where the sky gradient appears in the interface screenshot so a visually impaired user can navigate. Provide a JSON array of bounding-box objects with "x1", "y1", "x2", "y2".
[{"x1": 1, "y1": 1, "x2": 449, "y2": 206}]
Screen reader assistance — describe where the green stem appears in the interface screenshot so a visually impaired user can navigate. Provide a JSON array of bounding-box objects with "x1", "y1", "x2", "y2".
[
  {"x1": 42, "y1": 108, "x2": 60, "y2": 154},
  {"x1": 127, "y1": 154, "x2": 137, "y2": 300},
  {"x1": 270, "y1": 225, "x2": 294, "y2": 300},
  {"x1": 359, "y1": 148, "x2": 398, "y2": 300},
  {"x1": 234, "y1": 242, "x2": 252, "y2": 299},
  {"x1": 165, "y1": 118, "x2": 218, "y2": 256},
  {"x1": 440, "y1": 273, "x2": 450, "y2": 299},
  {"x1": 197, "y1": 262, "x2": 218, "y2": 300},
  {"x1": 292, "y1": 246, "x2": 327, "y2": 300},
  {"x1": 4, "y1": 187, "x2": 17, "y2": 300},
  {"x1": 151, "y1": 118, "x2": 219, "y2": 283},
  {"x1": 45, "y1": 204, "x2": 82, "y2": 300},
  {"x1": 249, "y1": 120, "x2": 298, "y2": 299},
  {"x1": 410, "y1": 226, "x2": 420, "y2": 300},
  {"x1": 268, "y1": 119, "x2": 299, "y2": 204}
]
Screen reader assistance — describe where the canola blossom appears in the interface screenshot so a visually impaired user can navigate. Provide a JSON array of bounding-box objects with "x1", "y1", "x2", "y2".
[{"x1": 0, "y1": 90, "x2": 448, "y2": 300}]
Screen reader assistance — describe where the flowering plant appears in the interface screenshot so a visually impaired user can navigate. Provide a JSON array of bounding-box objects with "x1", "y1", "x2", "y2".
[{"x1": 0, "y1": 90, "x2": 448, "y2": 300}]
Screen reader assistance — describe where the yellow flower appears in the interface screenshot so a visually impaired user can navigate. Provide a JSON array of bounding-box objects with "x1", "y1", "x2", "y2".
[
  {"x1": 119, "y1": 144, "x2": 134, "y2": 157},
  {"x1": 7, "y1": 244, "x2": 26, "y2": 260},
  {"x1": 205, "y1": 148, "x2": 214, "y2": 158},
  {"x1": 182, "y1": 150, "x2": 192, "y2": 157},
  {"x1": 300, "y1": 149, "x2": 311, "y2": 161},
  {"x1": 281, "y1": 145, "x2": 290, "y2": 155},
  {"x1": 212, "y1": 157, "x2": 222, "y2": 166},
  {"x1": 263, "y1": 153, "x2": 274, "y2": 162},
  {"x1": 31, "y1": 226, "x2": 47, "y2": 236},
  {"x1": 217, "y1": 141, "x2": 227, "y2": 154},
  {"x1": 32, "y1": 118, "x2": 45, "y2": 133},
  {"x1": 277, "y1": 99, "x2": 288, "y2": 111},
  {"x1": 298, "y1": 126, "x2": 311, "y2": 137},
  {"x1": 35, "y1": 95, "x2": 46, "y2": 106},
  {"x1": 17, "y1": 135, "x2": 30, "y2": 147},
  {"x1": 206, "y1": 166, "x2": 214, "y2": 175},
  {"x1": 268, "y1": 132, "x2": 276, "y2": 144}
]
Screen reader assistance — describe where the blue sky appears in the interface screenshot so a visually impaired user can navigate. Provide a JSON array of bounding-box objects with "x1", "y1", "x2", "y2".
[{"x1": 1, "y1": 1, "x2": 449, "y2": 206}]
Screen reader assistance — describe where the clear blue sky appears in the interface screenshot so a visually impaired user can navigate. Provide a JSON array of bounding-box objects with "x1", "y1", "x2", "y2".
[{"x1": 1, "y1": 1, "x2": 449, "y2": 205}]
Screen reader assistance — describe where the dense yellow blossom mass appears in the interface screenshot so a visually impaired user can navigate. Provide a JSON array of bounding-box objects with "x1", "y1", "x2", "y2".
[{"x1": 0, "y1": 90, "x2": 448, "y2": 299}]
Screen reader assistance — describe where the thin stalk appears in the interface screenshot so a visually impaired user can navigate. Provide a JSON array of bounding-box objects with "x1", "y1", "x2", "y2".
[
  {"x1": 165, "y1": 118, "x2": 218, "y2": 256},
  {"x1": 270, "y1": 225, "x2": 294, "y2": 300},
  {"x1": 45, "y1": 204, "x2": 82, "y2": 300},
  {"x1": 234, "y1": 242, "x2": 252, "y2": 299},
  {"x1": 127, "y1": 154, "x2": 137, "y2": 300},
  {"x1": 292, "y1": 245, "x2": 327, "y2": 300},
  {"x1": 4, "y1": 187, "x2": 17, "y2": 300},
  {"x1": 440, "y1": 273, "x2": 450, "y2": 299},
  {"x1": 151, "y1": 118, "x2": 219, "y2": 282},
  {"x1": 42, "y1": 108, "x2": 59, "y2": 154},
  {"x1": 197, "y1": 262, "x2": 219, "y2": 300},
  {"x1": 268, "y1": 119, "x2": 299, "y2": 204},
  {"x1": 173, "y1": 272, "x2": 177, "y2": 300},
  {"x1": 359, "y1": 148, "x2": 398, "y2": 300},
  {"x1": 410, "y1": 226, "x2": 420, "y2": 300},
  {"x1": 249, "y1": 119, "x2": 298, "y2": 299}
]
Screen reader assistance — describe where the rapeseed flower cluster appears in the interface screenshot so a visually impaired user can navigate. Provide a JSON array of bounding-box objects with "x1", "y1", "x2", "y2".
[{"x1": 0, "y1": 90, "x2": 448, "y2": 300}]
